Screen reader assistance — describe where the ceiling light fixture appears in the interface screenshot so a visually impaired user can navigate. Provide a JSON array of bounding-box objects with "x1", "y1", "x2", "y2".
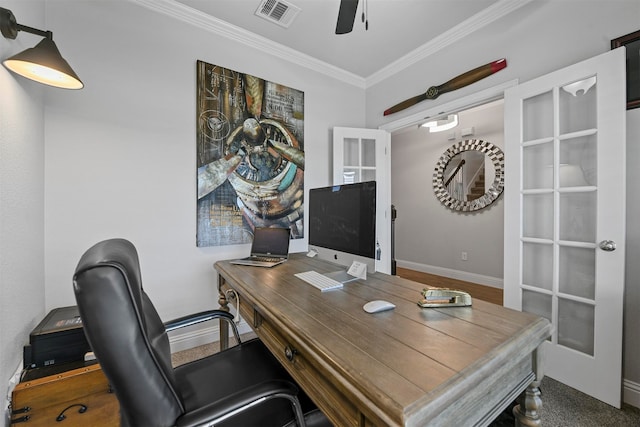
[
  {"x1": 421, "y1": 114, "x2": 459, "y2": 133},
  {"x1": 0, "y1": 7, "x2": 83, "y2": 89}
]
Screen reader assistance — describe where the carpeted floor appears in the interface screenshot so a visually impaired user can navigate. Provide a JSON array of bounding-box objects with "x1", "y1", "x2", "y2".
[
  {"x1": 172, "y1": 338, "x2": 640, "y2": 426},
  {"x1": 488, "y1": 377, "x2": 640, "y2": 427}
]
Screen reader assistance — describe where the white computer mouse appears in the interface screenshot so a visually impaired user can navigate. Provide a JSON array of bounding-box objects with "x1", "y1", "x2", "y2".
[{"x1": 363, "y1": 300, "x2": 396, "y2": 313}]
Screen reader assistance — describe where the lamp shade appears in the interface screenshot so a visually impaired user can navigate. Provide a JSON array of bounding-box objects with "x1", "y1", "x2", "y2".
[{"x1": 3, "y1": 37, "x2": 83, "y2": 89}]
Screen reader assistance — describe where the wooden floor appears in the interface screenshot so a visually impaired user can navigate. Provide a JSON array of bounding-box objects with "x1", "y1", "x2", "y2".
[{"x1": 395, "y1": 267, "x2": 503, "y2": 306}]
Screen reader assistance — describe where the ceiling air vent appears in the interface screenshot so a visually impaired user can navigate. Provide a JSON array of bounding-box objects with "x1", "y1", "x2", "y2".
[{"x1": 255, "y1": 0, "x2": 301, "y2": 28}]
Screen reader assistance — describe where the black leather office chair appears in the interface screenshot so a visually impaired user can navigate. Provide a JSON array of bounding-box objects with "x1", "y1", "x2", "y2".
[{"x1": 73, "y1": 238, "x2": 329, "y2": 427}]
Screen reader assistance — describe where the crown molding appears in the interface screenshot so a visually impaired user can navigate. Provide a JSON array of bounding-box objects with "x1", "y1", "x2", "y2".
[
  {"x1": 130, "y1": 0, "x2": 366, "y2": 88},
  {"x1": 365, "y1": 0, "x2": 534, "y2": 87},
  {"x1": 130, "y1": 0, "x2": 532, "y2": 90}
]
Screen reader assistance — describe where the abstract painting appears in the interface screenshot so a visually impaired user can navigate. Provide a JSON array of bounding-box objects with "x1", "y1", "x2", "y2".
[{"x1": 196, "y1": 60, "x2": 305, "y2": 246}]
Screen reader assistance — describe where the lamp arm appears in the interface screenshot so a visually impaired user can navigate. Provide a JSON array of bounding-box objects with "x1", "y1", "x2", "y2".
[
  {"x1": 0, "y1": 7, "x2": 52, "y2": 40},
  {"x1": 16, "y1": 24, "x2": 51, "y2": 39}
]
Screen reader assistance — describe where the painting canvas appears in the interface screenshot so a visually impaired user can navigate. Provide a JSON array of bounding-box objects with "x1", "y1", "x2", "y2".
[
  {"x1": 196, "y1": 60, "x2": 305, "y2": 246},
  {"x1": 611, "y1": 30, "x2": 640, "y2": 109}
]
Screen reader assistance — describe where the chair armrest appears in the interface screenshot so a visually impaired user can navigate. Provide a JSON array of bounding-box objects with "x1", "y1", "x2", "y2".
[
  {"x1": 164, "y1": 310, "x2": 233, "y2": 331},
  {"x1": 174, "y1": 379, "x2": 306, "y2": 427},
  {"x1": 164, "y1": 310, "x2": 241, "y2": 343}
]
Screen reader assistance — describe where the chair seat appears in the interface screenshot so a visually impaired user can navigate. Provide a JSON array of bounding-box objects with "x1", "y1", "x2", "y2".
[{"x1": 174, "y1": 338, "x2": 319, "y2": 426}]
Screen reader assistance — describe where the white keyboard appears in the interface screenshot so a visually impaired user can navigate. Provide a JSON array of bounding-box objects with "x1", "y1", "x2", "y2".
[{"x1": 295, "y1": 271, "x2": 343, "y2": 292}]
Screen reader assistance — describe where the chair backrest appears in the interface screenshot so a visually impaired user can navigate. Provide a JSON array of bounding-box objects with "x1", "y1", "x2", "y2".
[{"x1": 73, "y1": 238, "x2": 184, "y2": 427}]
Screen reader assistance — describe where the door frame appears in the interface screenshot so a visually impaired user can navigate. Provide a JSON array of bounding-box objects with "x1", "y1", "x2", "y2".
[
  {"x1": 379, "y1": 80, "x2": 518, "y2": 133},
  {"x1": 379, "y1": 81, "x2": 517, "y2": 280}
]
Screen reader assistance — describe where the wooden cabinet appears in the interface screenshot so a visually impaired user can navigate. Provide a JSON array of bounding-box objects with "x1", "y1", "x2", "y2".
[{"x1": 10, "y1": 363, "x2": 119, "y2": 426}]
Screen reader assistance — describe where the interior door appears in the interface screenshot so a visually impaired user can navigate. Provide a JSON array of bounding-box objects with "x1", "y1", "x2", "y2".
[
  {"x1": 503, "y1": 48, "x2": 626, "y2": 407},
  {"x1": 333, "y1": 127, "x2": 391, "y2": 274}
]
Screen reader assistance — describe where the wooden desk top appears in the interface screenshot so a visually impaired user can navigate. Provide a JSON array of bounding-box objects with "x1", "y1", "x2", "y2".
[{"x1": 215, "y1": 254, "x2": 551, "y2": 426}]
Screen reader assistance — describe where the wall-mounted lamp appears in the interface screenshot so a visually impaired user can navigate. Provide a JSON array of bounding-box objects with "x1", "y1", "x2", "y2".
[
  {"x1": 0, "y1": 7, "x2": 83, "y2": 89},
  {"x1": 421, "y1": 114, "x2": 458, "y2": 133}
]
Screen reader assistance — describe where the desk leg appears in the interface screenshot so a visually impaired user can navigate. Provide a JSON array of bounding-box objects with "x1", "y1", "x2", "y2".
[
  {"x1": 217, "y1": 274, "x2": 230, "y2": 351},
  {"x1": 513, "y1": 347, "x2": 543, "y2": 427}
]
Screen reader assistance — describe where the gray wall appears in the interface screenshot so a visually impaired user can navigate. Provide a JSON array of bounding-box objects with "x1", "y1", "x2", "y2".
[
  {"x1": 41, "y1": 0, "x2": 365, "y2": 321},
  {"x1": 0, "y1": 0, "x2": 46, "y2": 413}
]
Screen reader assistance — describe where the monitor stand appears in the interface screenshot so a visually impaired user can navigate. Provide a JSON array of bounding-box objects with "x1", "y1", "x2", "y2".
[{"x1": 325, "y1": 270, "x2": 359, "y2": 284}]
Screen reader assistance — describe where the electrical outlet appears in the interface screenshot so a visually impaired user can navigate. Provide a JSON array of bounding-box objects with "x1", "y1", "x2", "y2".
[{"x1": 461, "y1": 251, "x2": 468, "y2": 261}]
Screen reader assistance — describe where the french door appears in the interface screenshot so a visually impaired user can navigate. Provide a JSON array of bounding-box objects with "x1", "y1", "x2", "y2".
[
  {"x1": 504, "y1": 48, "x2": 626, "y2": 407},
  {"x1": 333, "y1": 127, "x2": 391, "y2": 274}
]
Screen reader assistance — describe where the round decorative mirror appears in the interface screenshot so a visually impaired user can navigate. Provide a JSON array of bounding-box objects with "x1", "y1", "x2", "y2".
[{"x1": 432, "y1": 139, "x2": 504, "y2": 212}]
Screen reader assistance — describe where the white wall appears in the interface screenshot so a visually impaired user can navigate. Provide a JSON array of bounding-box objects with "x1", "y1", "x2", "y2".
[
  {"x1": 366, "y1": 0, "x2": 640, "y2": 401},
  {"x1": 0, "y1": 0, "x2": 47, "y2": 412},
  {"x1": 42, "y1": 0, "x2": 365, "y2": 322},
  {"x1": 625, "y1": 107, "x2": 640, "y2": 403},
  {"x1": 367, "y1": 1, "x2": 639, "y2": 127}
]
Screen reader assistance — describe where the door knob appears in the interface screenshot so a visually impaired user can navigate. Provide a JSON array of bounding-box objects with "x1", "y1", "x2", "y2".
[{"x1": 599, "y1": 240, "x2": 616, "y2": 251}]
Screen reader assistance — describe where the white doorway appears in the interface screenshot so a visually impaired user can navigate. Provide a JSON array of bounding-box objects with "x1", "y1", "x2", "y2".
[{"x1": 387, "y1": 96, "x2": 507, "y2": 289}]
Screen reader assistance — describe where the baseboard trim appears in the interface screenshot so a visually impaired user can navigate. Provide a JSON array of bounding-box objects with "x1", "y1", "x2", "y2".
[
  {"x1": 624, "y1": 379, "x2": 640, "y2": 408},
  {"x1": 168, "y1": 320, "x2": 253, "y2": 353},
  {"x1": 396, "y1": 259, "x2": 503, "y2": 289}
]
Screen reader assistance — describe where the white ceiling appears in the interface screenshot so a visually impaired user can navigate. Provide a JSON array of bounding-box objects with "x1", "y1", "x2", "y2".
[{"x1": 172, "y1": 0, "x2": 524, "y2": 80}]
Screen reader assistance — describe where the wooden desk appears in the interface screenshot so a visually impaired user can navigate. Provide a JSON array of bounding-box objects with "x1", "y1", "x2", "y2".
[{"x1": 215, "y1": 254, "x2": 551, "y2": 427}]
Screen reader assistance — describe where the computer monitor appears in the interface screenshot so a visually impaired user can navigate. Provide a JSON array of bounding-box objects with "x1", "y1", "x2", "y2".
[{"x1": 308, "y1": 181, "x2": 377, "y2": 282}]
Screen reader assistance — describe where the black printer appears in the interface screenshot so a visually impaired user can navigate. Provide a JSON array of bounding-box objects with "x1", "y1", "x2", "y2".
[{"x1": 23, "y1": 306, "x2": 91, "y2": 369}]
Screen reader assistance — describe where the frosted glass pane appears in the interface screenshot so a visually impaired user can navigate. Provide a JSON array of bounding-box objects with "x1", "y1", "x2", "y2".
[
  {"x1": 523, "y1": 194, "x2": 553, "y2": 239},
  {"x1": 559, "y1": 246, "x2": 595, "y2": 300},
  {"x1": 522, "y1": 290, "x2": 552, "y2": 322},
  {"x1": 362, "y1": 139, "x2": 376, "y2": 167},
  {"x1": 560, "y1": 77, "x2": 597, "y2": 134},
  {"x1": 558, "y1": 298, "x2": 594, "y2": 355},
  {"x1": 559, "y1": 134, "x2": 596, "y2": 187},
  {"x1": 362, "y1": 169, "x2": 376, "y2": 182},
  {"x1": 523, "y1": 242, "x2": 553, "y2": 290},
  {"x1": 523, "y1": 91, "x2": 553, "y2": 141},
  {"x1": 344, "y1": 138, "x2": 359, "y2": 166},
  {"x1": 559, "y1": 192, "x2": 596, "y2": 242},
  {"x1": 523, "y1": 142, "x2": 554, "y2": 189}
]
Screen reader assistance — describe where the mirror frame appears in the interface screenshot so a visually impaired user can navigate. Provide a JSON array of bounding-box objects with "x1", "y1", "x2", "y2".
[{"x1": 432, "y1": 139, "x2": 505, "y2": 212}]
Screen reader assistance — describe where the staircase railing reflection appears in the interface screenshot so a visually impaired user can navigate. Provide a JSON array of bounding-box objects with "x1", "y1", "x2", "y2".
[{"x1": 445, "y1": 159, "x2": 465, "y2": 201}]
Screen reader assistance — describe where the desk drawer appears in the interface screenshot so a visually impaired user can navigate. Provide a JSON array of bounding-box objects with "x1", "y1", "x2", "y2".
[
  {"x1": 255, "y1": 318, "x2": 363, "y2": 426},
  {"x1": 222, "y1": 282, "x2": 388, "y2": 426}
]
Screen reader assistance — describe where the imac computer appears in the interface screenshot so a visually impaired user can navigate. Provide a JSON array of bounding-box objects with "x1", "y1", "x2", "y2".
[{"x1": 308, "y1": 181, "x2": 377, "y2": 283}]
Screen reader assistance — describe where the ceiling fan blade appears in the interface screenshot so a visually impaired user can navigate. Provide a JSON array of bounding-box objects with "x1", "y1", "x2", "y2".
[{"x1": 336, "y1": 0, "x2": 359, "y2": 34}]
